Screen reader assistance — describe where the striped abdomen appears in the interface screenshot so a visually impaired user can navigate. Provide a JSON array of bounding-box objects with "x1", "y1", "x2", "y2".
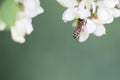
[{"x1": 73, "y1": 27, "x2": 81, "y2": 39}]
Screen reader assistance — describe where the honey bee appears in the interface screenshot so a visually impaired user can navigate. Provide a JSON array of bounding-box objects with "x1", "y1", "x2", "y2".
[{"x1": 73, "y1": 18, "x2": 87, "y2": 39}]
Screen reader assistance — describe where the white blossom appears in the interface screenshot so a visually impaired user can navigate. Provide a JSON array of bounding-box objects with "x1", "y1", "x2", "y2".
[
  {"x1": 10, "y1": 18, "x2": 33, "y2": 43},
  {"x1": 10, "y1": 0, "x2": 44, "y2": 43},
  {"x1": 79, "y1": 19, "x2": 96, "y2": 42},
  {"x1": 16, "y1": 0, "x2": 44, "y2": 18},
  {"x1": 57, "y1": 0, "x2": 92, "y2": 22},
  {"x1": 78, "y1": 19, "x2": 106, "y2": 42},
  {"x1": 0, "y1": 0, "x2": 44, "y2": 43},
  {"x1": 93, "y1": 24, "x2": 106, "y2": 36},
  {"x1": 96, "y1": 0, "x2": 120, "y2": 24},
  {"x1": 57, "y1": 0, "x2": 113, "y2": 42}
]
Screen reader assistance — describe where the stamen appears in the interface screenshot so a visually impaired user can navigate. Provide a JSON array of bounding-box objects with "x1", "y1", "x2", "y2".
[
  {"x1": 92, "y1": 13, "x2": 98, "y2": 19},
  {"x1": 18, "y1": 2, "x2": 24, "y2": 11},
  {"x1": 76, "y1": 0, "x2": 81, "y2": 3}
]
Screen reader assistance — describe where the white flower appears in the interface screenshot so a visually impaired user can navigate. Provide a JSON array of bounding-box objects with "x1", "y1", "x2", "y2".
[
  {"x1": 0, "y1": 0, "x2": 44, "y2": 43},
  {"x1": 62, "y1": 8, "x2": 76, "y2": 22},
  {"x1": 79, "y1": 19, "x2": 106, "y2": 42},
  {"x1": 10, "y1": 0, "x2": 44, "y2": 43},
  {"x1": 93, "y1": 24, "x2": 106, "y2": 36},
  {"x1": 17, "y1": 0, "x2": 44, "y2": 18},
  {"x1": 79, "y1": 19, "x2": 96, "y2": 42},
  {"x1": 96, "y1": 0, "x2": 120, "y2": 24},
  {"x1": 94, "y1": 7, "x2": 114, "y2": 24},
  {"x1": 10, "y1": 18, "x2": 33, "y2": 43},
  {"x1": 57, "y1": 0, "x2": 120, "y2": 23},
  {"x1": 57, "y1": 0, "x2": 107, "y2": 42},
  {"x1": 57, "y1": 0, "x2": 93, "y2": 22}
]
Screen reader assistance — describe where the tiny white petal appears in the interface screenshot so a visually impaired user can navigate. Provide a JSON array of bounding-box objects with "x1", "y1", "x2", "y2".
[
  {"x1": 97, "y1": 0, "x2": 104, "y2": 7},
  {"x1": 78, "y1": 0, "x2": 86, "y2": 9},
  {"x1": 86, "y1": 19, "x2": 96, "y2": 33},
  {"x1": 18, "y1": 0, "x2": 44, "y2": 18},
  {"x1": 114, "y1": 0, "x2": 119, "y2": 4},
  {"x1": 79, "y1": 31, "x2": 89, "y2": 42},
  {"x1": 56, "y1": 0, "x2": 78, "y2": 8},
  {"x1": 62, "y1": 8, "x2": 76, "y2": 22},
  {"x1": 20, "y1": 18, "x2": 33, "y2": 35},
  {"x1": 25, "y1": 7, "x2": 44, "y2": 18},
  {"x1": 104, "y1": 0, "x2": 117, "y2": 8},
  {"x1": 10, "y1": 18, "x2": 33, "y2": 43},
  {"x1": 109, "y1": 8, "x2": 120, "y2": 17},
  {"x1": 97, "y1": 7, "x2": 114, "y2": 24},
  {"x1": 15, "y1": 18, "x2": 33, "y2": 35},
  {"x1": 78, "y1": 9, "x2": 91, "y2": 19},
  {"x1": 37, "y1": 6, "x2": 44, "y2": 14},
  {"x1": 94, "y1": 24, "x2": 106, "y2": 36},
  {"x1": 78, "y1": 0, "x2": 95, "y2": 16},
  {"x1": 92, "y1": 2, "x2": 96, "y2": 13},
  {"x1": 11, "y1": 27, "x2": 26, "y2": 43}
]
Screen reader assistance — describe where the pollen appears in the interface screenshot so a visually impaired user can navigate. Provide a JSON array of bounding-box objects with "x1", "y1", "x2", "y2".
[
  {"x1": 92, "y1": 13, "x2": 98, "y2": 19},
  {"x1": 76, "y1": 0, "x2": 81, "y2": 3},
  {"x1": 75, "y1": 16, "x2": 80, "y2": 19},
  {"x1": 18, "y1": 2, "x2": 24, "y2": 11}
]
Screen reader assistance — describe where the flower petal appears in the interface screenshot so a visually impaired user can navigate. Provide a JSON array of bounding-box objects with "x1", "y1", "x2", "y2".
[
  {"x1": 103, "y1": 0, "x2": 116, "y2": 8},
  {"x1": 24, "y1": 6, "x2": 44, "y2": 18},
  {"x1": 24, "y1": 18, "x2": 33, "y2": 35},
  {"x1": 86, "y1": 19, "x2": 96, "y2": 33},
  {"x1": 56, "y1": 0, "x2": 78, "y2": 8},
  {"x1": 11, "y1": 27, "x2": 26, "y2": 43},
  {"x1": 62, "y1": 8, "x2": 76, "y2": 22},
  {"x1": 97, "y1": 7, "x2": 114, "y2": 24},
  {"x1": 94, "y1": 24, "x2": 106, "y2": 36},
  {"x1": 19, "y1": 0, "x2": 44, "y2": 18},
  {"x1": 78, "y1": 9, "x2": 91, "y2": 19},
  {"x1": 79, "y1": 31, "x2": 89, "y2": 42},
  {"x1": 10, "y1": 18, "x2": 33, "y2": 43},
  {"x1": 92, "y1": 2, "x2": 96, "y2": 13},
  {"x1": 109, "y1": 8, "x2": 120, "y2": 17}
]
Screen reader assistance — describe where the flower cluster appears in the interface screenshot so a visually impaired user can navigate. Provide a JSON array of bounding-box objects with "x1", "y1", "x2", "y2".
[
  {"x1": 0, "y1": 0, "x2": 44, "y2": 43},
  {"x1": 57, "y1": 0, "x2": 120, "y2": 42}
]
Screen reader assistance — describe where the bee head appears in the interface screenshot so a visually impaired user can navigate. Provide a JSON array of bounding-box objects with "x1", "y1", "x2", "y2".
[{"x1": 78, "y1": 18, "x2": 84, "y2": 22}]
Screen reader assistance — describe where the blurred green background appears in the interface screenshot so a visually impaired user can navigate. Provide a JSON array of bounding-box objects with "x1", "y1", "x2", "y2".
[{"x1": 0, "y1": 0, "x2": 120, "y2": 80}]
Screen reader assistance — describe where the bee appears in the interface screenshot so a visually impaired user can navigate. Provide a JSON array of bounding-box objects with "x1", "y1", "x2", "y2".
[{"x1": 73, "y1": 18, "x2": 87, "y2": 39}]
